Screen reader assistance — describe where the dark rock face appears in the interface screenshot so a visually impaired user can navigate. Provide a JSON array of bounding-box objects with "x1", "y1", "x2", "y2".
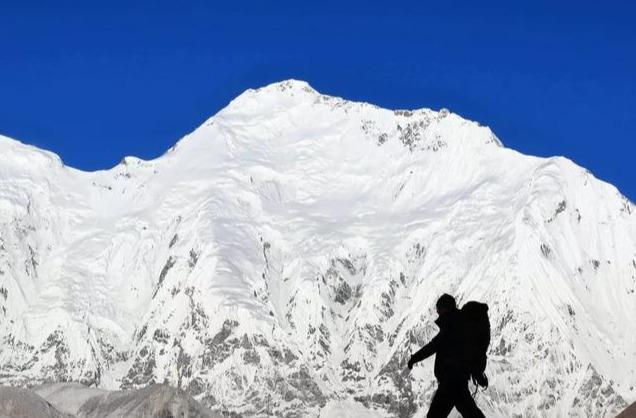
[
  {"x1": 571, "y1": 365, "x2": 628, "y2": 417},
  {"x1": 201, "y1": 320, "x2": 240, "y2": 369},
  {"x1": 154, "y1": 256, "x2": 177, "y2": 298},
  {"x1": 121, "y1": 346, "x2": 157, "y2": 388}
]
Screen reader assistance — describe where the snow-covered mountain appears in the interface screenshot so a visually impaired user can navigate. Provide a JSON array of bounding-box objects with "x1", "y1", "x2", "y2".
[{"x1": 0, "y1": 80, "x2": 634, "y2": 417}]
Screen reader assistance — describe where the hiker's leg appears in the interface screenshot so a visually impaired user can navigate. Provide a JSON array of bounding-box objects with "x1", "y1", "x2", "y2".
[
  {"x1": 427, "y1": 383, "x2": 455, "y2": 418},
  {"x1": 453, "y1": 380, "x2": 486, "y2": 418}
]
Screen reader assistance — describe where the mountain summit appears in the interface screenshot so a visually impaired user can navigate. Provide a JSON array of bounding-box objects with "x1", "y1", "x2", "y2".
[{"x1": 0, "y1": 80, "x2": 634, "y2": 417}]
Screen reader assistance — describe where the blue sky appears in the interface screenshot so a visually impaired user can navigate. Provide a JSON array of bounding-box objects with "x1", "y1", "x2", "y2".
[{"x1": 1, "y1": 1, "x2": 635, "y2": 199}]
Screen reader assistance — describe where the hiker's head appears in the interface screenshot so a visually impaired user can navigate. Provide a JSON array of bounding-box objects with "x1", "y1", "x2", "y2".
[{"x1": 436, "y1": 294, "x2": 456, "y2": 315}]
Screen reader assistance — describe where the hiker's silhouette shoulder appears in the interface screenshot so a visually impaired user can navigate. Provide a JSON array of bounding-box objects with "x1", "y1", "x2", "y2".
[{"x1": 407, "y1": 294, "x2": 488, "y2": 418}]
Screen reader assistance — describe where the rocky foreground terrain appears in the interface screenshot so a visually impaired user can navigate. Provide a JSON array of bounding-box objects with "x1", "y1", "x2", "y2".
[{"x1": 0, "y1": 383, "x2": 219, "y2": 418}]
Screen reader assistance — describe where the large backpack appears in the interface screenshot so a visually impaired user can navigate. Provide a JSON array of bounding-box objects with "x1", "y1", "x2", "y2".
[{"x1": 461, "y1": 301, "x2": 490, "y2": 388}]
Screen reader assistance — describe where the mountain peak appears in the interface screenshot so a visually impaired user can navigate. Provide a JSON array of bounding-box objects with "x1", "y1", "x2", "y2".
[
  {"x1": 232, "y1": 79, "x2": 318, "y2": 104},
  {"x1": 258, "y1": 79, "x2": 317, "y2": 94},
  {"x1": 188, "y1": 79, "x2": 503, "y2": 160},
  {"x1": 244, "y1": 78, "x2": 317, "y2": 101}
]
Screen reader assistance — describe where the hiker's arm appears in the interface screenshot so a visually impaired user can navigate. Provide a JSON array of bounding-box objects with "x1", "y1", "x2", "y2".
[{"x1": 408, "y1": 335, "x2": 439, "y2": 368}]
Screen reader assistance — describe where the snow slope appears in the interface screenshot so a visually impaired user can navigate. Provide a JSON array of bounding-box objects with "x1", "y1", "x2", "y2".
[{"x1": 0, "y1": 80, "x2": 635, "y2": 417}]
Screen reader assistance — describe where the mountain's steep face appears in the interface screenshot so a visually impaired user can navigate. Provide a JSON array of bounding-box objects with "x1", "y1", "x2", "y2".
[{"x1": 1, "y1": 80, "x2": 635, "y2": 417}]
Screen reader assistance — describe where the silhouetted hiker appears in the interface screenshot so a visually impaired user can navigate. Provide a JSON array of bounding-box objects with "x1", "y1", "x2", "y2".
[{"x1": 407, "y1": 294, "x2": 486, "y2": 418}]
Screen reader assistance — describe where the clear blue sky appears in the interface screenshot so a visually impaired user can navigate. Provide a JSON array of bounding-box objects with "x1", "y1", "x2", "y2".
[{"x1": 1, "y1": 1, "x2": 635, "y2": 199}]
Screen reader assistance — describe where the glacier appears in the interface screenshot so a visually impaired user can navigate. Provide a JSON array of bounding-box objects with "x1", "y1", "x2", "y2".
[{"x1": 0, "y1": 79, "x2": 634, "y2": 417}]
